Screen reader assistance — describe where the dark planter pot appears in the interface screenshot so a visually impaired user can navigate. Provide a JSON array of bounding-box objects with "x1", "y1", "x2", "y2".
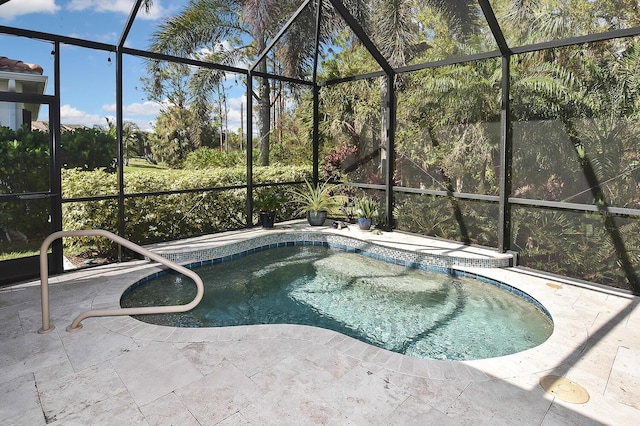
[
  {"x1": 259, "y1": 211, "x2": 276, "y2": 229},
  {"x1": 306, "y1": 210, "x2": 328, "y2": 226},
  {"x1": 358, "y1": 217, "x2": 372, "y2": 230}
]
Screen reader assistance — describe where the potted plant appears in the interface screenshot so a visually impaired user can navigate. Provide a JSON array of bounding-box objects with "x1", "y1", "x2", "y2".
[
  {"x1": 355, "y1": 196, "x2": 379, "y2": 230},
  {"x1": 255, "y1": 190, "x2": 283, "y2": 229},
  {"x1": 289, "y1": 178, "x2": 340, "y2": 226}
]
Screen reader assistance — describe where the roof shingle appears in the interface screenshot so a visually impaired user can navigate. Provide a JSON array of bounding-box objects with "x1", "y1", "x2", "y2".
[{"x1": 0, "y1": 56, "x2": 44, "y2": 74}]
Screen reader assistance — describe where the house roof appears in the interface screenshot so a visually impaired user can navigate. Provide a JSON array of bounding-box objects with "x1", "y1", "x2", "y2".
[
  {"x1": 0, "y1": 56, "x2": 44, "y2": 75},
  {"x1": 31, "y1": 121, "x2": 86, "y2": 132}
]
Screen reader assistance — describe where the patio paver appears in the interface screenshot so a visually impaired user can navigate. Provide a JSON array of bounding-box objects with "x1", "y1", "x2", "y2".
[{"x1": 1, "y1": 222, "x2": 639, "y2": 425}]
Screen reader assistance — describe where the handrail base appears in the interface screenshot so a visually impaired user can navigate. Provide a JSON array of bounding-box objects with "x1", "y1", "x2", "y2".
[
  {"x1": 38, "y1": 326, "x2": 55, "y2": 334},
  {"x1": 38, "y1": 229, "x2": 204, "y2": 333}
]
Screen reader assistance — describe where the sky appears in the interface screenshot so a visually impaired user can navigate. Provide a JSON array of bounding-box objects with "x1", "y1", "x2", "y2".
[{"x1": 0, "y1": 0, "x2": 247, "y2": 132}]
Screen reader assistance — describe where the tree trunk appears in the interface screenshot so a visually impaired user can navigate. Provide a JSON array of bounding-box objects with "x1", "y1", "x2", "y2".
[
  {"x1": 380, "y1": 76, "x2": 388, "y2": 178},
  {"x1": 257, "y1": 57, "x2": 271, "y2": 166}
]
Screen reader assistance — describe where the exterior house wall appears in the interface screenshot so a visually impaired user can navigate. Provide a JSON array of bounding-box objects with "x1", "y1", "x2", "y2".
[{"x1": 0, "y1": 64, "x2": 48, "y2": 131}]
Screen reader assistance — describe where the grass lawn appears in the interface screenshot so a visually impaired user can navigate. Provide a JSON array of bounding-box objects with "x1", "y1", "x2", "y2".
[
  {"x1": 0, "y1": 240, "x2": 41, "y2": 260},
  {"x1": 123, "y1": 157, "x2": 168, "y2": 173}
]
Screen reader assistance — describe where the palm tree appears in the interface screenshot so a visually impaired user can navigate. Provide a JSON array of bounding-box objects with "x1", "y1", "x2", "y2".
[
  {"x1": 140, "y1": 0, "x2": 480, "y2": 167},
  {"x1": 497, "y1": 1, "x2": 640, "y2": 291},
  {"x1": 105, "y1": 118, "x2": 146, "y2": 166},
  {"x1": 142, "y1": 0, "x2": 307, "y2": 166}
]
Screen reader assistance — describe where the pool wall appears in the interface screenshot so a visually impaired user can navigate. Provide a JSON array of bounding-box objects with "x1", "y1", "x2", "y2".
[{"x1": 135, "y1": 232, "x2": 551, "y2": 321}]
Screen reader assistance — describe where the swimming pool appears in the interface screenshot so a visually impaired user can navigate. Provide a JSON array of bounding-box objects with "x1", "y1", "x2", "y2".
[{"x1": 121, "y1": 244, "x2": 553, "y2": 361}]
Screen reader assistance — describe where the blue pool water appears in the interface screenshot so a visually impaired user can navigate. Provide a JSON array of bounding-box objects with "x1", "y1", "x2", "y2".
[{"x1": 121, "y1": 245, "x2": 553, "y2": 360}]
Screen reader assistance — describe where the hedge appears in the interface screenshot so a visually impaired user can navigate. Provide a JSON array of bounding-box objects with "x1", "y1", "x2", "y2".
[{"x1": 61, "y1": 165, "x2": 311, "y2": 254}]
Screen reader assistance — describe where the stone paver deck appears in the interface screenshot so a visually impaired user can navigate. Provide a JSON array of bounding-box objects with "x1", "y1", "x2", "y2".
[{"x1": 1, "y1": 221, "x2": 639, "y2": 425}]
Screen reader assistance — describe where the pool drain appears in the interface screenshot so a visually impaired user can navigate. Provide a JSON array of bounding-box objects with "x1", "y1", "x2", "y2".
[{"x1": 539, "y1": 375, "x2": 589, "y2": 403}]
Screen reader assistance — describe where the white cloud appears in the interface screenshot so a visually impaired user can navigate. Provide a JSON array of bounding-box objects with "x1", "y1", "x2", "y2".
[
  {"x1": 103, "y1": 114, "x2": 155, "y2": 131},
  {"x1": 67, "y1": 0, "x2": 167, "y2": 20},
  {"x1": 227, "y1": 94, "x2": 246, "y2": 110},
  {"x1": 129, "y1": 118, "x2": 155, "y2": 131},
  {"x1": 59, "y1": 103, "x2": 157, "y2": 131},
  {"x1": 98, "y1": 96, "x2": 245, "y2": 133},
  {"x1": 224, "y1": 95, "x2": 246, "y2": 132},
  {"x1": 225, "y1": 109, "x2": 242, "y2": 133},
  {"x1": 96, "y1": 32, "x2": 118, "y2": 44},
  {"x1": 60, "y1": 104, "x2": 105, "y2": 127},
  {"x1": 102, "y1": 100, "x2": 163, "y2": 117},
  {"x1": 125, "y1": 100, "x2": 163, "y2": 116},
  {"x1": 102, "y1": 101, "x2": 163, "y2": 131},
  {"x1": 0, "y1": 0, "x2": 60, "y2": 20},
  {"x1": 194, "y1": 40, "x2": 232, "y2": 60}
]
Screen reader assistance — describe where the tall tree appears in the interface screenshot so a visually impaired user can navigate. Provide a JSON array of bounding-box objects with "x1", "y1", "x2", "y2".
[
  {"x1": 140, "y1": 0, "x2": 478, "y2": 168},
  {"x1": 141, "y1": 62, "x2": 217, "y2": 166},
  {"x1": 105, "y1": 118, "x2": 148, "y2": 166},
  {"x1": 142, "y1": 0, "x2": 306, "y2": 166}
]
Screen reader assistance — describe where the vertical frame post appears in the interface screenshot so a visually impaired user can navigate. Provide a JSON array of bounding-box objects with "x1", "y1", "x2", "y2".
[
  {"x1": 246, "y1": 74, "x2": 254, "y2": 227},
  {"x1": 312, "y1": 0, "x2": 322, "y2": 185},
  {"x1": 384, "y1": 73, "x2": 396, "y2": 231},
  {"x1": 116, "y1": 48, "x2": 125, "y2": 250},
  {"x1": 313, "y1": 84, "x2": 320, "y2": 184},
  {"x1": 50, "y1": 41, "x2": 64, "y2": 274},
  {"x1": 498, "y1": 55, "x2": 512, "y2": 252}
]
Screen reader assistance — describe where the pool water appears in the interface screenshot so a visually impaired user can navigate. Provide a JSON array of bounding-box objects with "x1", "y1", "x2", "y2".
[{"x1": 121, "y1": 246, "x2": 553, "y2": 361}]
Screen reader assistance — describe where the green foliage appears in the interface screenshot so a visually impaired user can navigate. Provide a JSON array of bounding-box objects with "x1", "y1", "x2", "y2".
[
  {"x1": 124, "y1": 157, "x2": 167, "y2": 173},
  {"x1": 268, "y1": 92, "x2": 315, "y2": 167},
  {"x1": 288, "y1": 178, "x2": 341, "y2": 215},
  {"x1": 184, "y1": 147, "x2": 245, "y2": 169},
  {"x1": 0, "y1": 127, "x2": 51, "y2": 245},
  {"x1": 61, "y1": 168, "x2": 118, "y2": 199},
  {"x1": 0, "y1": 126, "x2": 50, "y2": 194},
  {"x1": 142, "y1": 62, "x2": 219, "y2": 168},
  {"x1": 61, "y1": 166, "x2": 311, "y2": 253},
  {"x1": 0, "y1": 126, "x2": 118, "y2": 257},
  {"x1": 0, "y1": 246, "x2": 39, "y2": 261},
  {"x1": 149, "y1": 108, "x2": 192, "y2": 168},
  {"x1": 105, "y1": 119, "x2": 151, "y2": 165},
  {"x1": 269, "y1": 129, "x2": 313, "y2": 167},
  {"x1": 251, "y1": 166, "x2": 311, "y2": 223},
  {"x1": 146, "y1": 0, "x2": 311, "y2": 167},
  {"x1": 61, "y1": 127, "x2": 118, "y2": 172},
  {"x1": 254, "y1": 188, "x2": 285, "y2": 213},
  {"x1": 322, "y1": 141, "x2": 358, "y2": 181},
  {"x1": 61, "y1": 169, "x2": 118, "y2": 254},
  {"x1": 394, "y1": 194, "x2": 498, "y2": 247},
  {"x1": 355, "y1": 196, "x2": 379, "y2": 219},
  {"x1": 510, "y1": 209, "x2": 640, "y2": 290}
]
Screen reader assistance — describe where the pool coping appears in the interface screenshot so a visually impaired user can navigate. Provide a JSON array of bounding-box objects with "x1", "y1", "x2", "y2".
[
  {"x1": 146, "y1": 224, "x2": 513, "y2": 269},
  {"x1": 85, "y1": 221, "x2": 604, "y2": 380}
]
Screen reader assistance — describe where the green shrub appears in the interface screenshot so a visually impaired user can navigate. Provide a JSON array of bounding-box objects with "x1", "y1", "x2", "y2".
[
  {"x1": 0, "y1": 126, "x2": 50, "y2": 194},
  {"x1": 61, "y1": 165, "x2": 312, "y2": 254},
  {"x1": 393, "y1": 193, "x2": 498, "y2": 247},
  {"x1": 0, "y1": 127, "x2": 51, "y2": 243},
  {"x1": 184, "y1": 147, "x2": 245, "y2": 169},
  {"x1": 61, "y1": 127, "x2": 118, "y2": 172},
  {"x1": 1, "y1": 126, "x2": 118, "y2": 256}
]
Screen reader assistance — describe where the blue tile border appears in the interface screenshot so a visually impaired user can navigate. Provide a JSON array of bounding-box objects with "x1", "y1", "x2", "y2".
[
  {"x1": 130, "y1": 232, "x2": 551, "y2": 321},
  {"x1": 155, "y1": 232, "x2": 510, "y2": 268}
]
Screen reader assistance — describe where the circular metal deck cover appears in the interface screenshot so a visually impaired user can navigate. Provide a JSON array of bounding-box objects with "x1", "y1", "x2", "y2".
[{"x1": 539, "y1": 375, "x2": 590, "y2": 404}]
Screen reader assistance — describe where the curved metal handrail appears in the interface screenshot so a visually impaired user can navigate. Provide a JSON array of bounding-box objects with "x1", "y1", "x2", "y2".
[{"x1": 38, "y1": 229, "x2": 204, "y2": 334}]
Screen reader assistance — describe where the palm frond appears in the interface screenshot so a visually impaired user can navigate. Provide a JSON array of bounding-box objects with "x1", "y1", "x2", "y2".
[{"x1": 150, "y1": 0, "x2": 237, "y2": 56}]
